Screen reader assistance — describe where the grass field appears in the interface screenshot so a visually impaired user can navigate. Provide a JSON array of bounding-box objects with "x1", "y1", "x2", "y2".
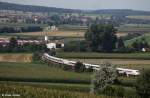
[
  {"x1": 56, "y1": 52, "x2": 150, "y2": 59},
  {"x1": 0, "y1": 53, "x2": 32, "y2": 62},
  {"x1": 0, "y1": 62, "x2": 90, "y2": 83}
]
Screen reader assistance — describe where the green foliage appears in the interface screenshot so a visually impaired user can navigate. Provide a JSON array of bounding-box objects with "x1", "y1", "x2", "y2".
[
  {"x1": 74, "y1": 61, "x2": 86, "y2": 73},
  {"x1": 102, "y1": 86, "x2": 125, "y2": 97},
  {"x1": 0, "y1": 62, "x2": 90, "y2": 84},
  {"x1": 0, "y1": 26, "x2": 43, "y2": 33},
  {"x1": 102, "y1": 85, "x2": 139, "y2": 98},
  {"x1": 125, "y1": 34, "x2": 150, "y2": 47},
  {"x1": 64, "y1": 41, "x2": 90, "y2": 52},
  {"x1": 122, "y1": 33, "x2": 142, "y2": 41},
  {"x1": 85, "y1": 24, "x2": 117, "y2": 52},
  {"x1": 131, "y1": 39, "x2": 149, "y2": 51},
  {"x1": 32, "y1": 51, "x2": 42, "y2": 62},
  {"x1": 136, "y1": 69, "x2": 150, "y2": 98},
  {"x1": 57, "y1": 52, "x2": 150, "y2": 60},
  {"x1": 117, "y1": 38, "x2": 125, "y2": 49},
  {"x1": 91, "y1": 62, "x2": 117, "y2": 94},
  {"x1": 0, "y1": 83, "x2": 115, "y2": 98},
  {"x1": 0, "y1": 37, "x2": 48, "y2": 53}
]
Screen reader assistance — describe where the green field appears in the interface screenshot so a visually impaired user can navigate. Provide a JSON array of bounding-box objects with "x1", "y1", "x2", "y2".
[
  {"x1": 56, "y1": 52, "x2": 150, "y2": 59},
  {"x1": 0, "y1": 62, "x2": 141, "y2": 98},
  {"x1": 0, "y1": 62, "x2": 90, "y2": 83},
  {"x1": 125, "y1": 33, "x2": 150, "y2": 46},
  {"x1": 0, "y1": 82, "x2": 114, "y2": 98}
]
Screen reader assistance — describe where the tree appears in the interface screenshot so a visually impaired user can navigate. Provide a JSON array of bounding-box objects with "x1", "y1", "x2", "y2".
[
  {"x1": 117, "y1": 38, "x2": 125, "y2": 49},
  {"x1": 90, "y1": 62, "x2": 117, "y2": 94},
  {"x1": 132, "y1": 39, "x2": 149, "y2": 51},
  {"x1": 8, "y1": 37, "x2": 18, "y2": 52},
  {"x1": 9, "y1": 37, "x2": 17, "y2": 48},
  {"x1": 32, "y1": 51, "x2": 42, "y2": 62},
  {"x1": 85, "y1": 24, "x2": 117, "y2": 52},
  {"x1": 74, "y1": 61, "x2": 85, "y2": 73},
  {"x1": 136, "y1": 69, "x2": 150, "y2": 98}
]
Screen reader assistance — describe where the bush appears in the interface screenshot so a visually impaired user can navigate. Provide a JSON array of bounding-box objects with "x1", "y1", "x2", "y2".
[
  {"x1": 63, "y1": 41, "x2": 90, "y2": 52},
  {"x1": 85, "y1": 66, "x2": 94, "y2": 73},
  {"x1": 102, "y1": 86, "x2": 125, "y2": 97},
  {"x1": 63, "y1": 65, "x2": 73, "y2": 71},
  {"x1": 32, "y1": 51, "x2": 43, "y2": 62},
  {"x1": 74, "y1": 61, "x2": 86, "y2": 73},
  {"x1": 136, "y1": 69, "x2": 150, "y2": 98}
]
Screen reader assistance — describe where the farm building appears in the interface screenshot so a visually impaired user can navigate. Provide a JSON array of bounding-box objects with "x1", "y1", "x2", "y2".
[{"x1": 46, "y1": 42, "x2": 64, "y2": 49}]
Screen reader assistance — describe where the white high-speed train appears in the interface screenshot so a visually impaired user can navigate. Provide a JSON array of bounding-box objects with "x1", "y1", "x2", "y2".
[
  {"x1": 43, "y1": 53, "x2": 140, "y2": 76},
  {"x1": 43, "y1": 53, "x2": 76, "y2": 66},
  {"x1": 116, "y1": 68, "x2": 140, "y2": 76}
]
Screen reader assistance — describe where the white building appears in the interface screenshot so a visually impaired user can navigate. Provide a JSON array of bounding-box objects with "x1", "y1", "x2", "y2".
[{"x1": 46, "y1": 43, "x2": 64, "y2": 49}]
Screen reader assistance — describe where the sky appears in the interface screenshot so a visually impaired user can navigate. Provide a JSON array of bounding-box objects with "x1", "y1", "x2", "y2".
[{"x1": 1, "y1": 0, "x2": 150, "y2": 11}]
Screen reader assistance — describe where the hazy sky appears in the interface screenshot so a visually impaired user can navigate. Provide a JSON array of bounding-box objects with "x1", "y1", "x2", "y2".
[{"x1": 1, "y1": 0, "x2": 150, "y2": 11}]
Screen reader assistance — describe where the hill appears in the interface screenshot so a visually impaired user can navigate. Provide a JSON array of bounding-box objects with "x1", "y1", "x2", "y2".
[
  {"x1": 0, "y1": 1, "x2": 81, "y2": 13},
  {"x1": 1, "y1": 1, "x2": 150, "y2": 16},
  {"x1": 93, "y1": 9, "x2": 150, "y2": 16}
]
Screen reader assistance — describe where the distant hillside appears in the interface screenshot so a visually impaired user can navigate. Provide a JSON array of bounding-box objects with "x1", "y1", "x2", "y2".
[
  {"x1": 1, "y1": 1, "x2": 150, "y2": 16},
  {"x1": 93, "y1": 9, "x2": 150, "y2": 16},
  {"x1": 0, "y1": 2, "x2": 81, "y2": 13}
]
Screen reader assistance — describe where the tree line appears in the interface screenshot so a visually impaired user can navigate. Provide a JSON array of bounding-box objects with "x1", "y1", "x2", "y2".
[
  {"x1": 64, "y1": 24, "x2": 149, "y2": 53},
  {"x1": 0, "y1": 26, "x2": 43, "y2": 33},
  {"x1": 0, "y1": 37, "x2": 48, "y2": 53}
]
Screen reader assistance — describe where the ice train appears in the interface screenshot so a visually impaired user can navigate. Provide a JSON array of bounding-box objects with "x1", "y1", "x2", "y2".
[{"x1": 43, "y1": 53, "x2": 140, "y2": 76}]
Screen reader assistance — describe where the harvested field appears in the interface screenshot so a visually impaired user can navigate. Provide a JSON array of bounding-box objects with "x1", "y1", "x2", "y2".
[
  {"x1": 14, "y1": 30, "x2": 85, "y2": 37},
  {"x1": 116, "y1": 32, "x2": 128, "y2": 37},
  {"x1": 127, "y1": 15, "x2": 150, "y2": 20},
  {"x1": 0, "y1": 54, "x2": 32, "y2": 62},
  {"x1": 13, "y1": 30, "x2": 127, "y2": 37}
]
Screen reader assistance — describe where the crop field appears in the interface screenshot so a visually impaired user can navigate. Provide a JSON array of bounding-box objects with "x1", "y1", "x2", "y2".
[
  {"x1": 116, "y1": 32, "x2": 128, "y2": 37},
  {"x1": 69, "y1": 59, "x2": 150, "y2": 68},
  {"x1": 125, "y1": 33, "x2": 150, "y2": 46},
  {"x1": 0, "y1": 81, "x2": 90, "y2": 93},
  {"x1": 0, "y1": 62, "x2": 90, "y2": 83},
  {"x1": 13, "y1": 30, "x2": 85, "y2": 37},
  {"x1": 0, "y1": 82, "x2": 115, "y2": 98},
  {"x1": 0, "y1": 53, "x2": 32, "y2": 62},
  {"x1": 56, "y1": 52, "x2": 150, "y2": 59},
  {"x1": 126, "y1": 15, "x2": 150, "y2": 20}
]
